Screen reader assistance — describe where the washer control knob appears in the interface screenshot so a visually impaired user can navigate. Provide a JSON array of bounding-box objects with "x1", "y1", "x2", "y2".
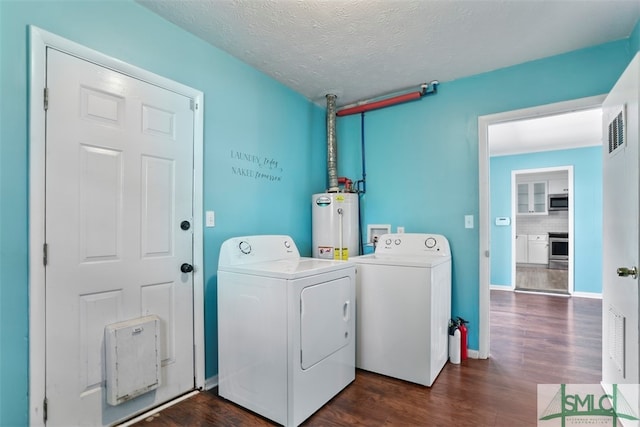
[
  {"x1": 395, "y1": 239, "x2": 401, "y2": 245},
  {"x1": 284, "y1": 240, "x2": 291, "y2": 248},
  {"x1": 239, "y1": 241, "x2": 251, "y2": 254},
  {"x1": 425, "y1": 237, "x2": 437, "y2": 248},
  {"x1": 385, "y1": 239, "x2": 392, "y2": 245}
]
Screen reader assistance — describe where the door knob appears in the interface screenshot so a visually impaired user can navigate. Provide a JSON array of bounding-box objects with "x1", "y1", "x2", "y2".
[
  {"x1": 180, "y1": 220, "x2": 191, "y2": 230},
  {"x1": 181, "y1": 263, "x2": 194, "y2": 273},
  {"x1": 616, "y1": 266, "x2": 638, "y2": 279}
]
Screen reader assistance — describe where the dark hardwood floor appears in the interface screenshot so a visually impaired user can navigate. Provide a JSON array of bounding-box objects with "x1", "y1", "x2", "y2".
[{"x1": 130, "y1": 290, "x2": 601, "y2": 426}]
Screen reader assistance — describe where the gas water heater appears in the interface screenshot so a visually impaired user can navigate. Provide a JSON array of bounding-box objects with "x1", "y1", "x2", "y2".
[{"x1": 312, "y1": 192, "x2": 359, "y2": 260}]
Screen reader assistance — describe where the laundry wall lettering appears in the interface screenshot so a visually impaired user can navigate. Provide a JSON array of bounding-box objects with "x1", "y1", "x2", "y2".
[{"x1": 230, "y1": 149, "x2": 283, "y2": 182}]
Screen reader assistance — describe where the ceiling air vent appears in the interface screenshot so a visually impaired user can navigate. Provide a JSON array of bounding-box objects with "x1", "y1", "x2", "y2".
[{"x1": 608, "y1": 107, "x2": 625, "y2": 154}]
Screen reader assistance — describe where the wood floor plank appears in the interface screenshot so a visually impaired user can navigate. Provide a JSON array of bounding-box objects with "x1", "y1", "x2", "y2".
[{"x1": 130, "y1": 291, "x2": 601, "y2": 426}]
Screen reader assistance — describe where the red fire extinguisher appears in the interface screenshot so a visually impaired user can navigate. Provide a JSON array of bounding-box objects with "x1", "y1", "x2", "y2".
[{"x1": 457, "y1": 317, "x2": 469, "y2": 361}]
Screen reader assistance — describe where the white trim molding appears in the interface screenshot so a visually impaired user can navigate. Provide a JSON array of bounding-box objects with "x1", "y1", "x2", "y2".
[{"x1": 205, "y1": 375, "x2": 219, "y2": 391}]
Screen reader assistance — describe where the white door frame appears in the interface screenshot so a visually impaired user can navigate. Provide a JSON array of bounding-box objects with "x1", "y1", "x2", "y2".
[
  {"x1": 478, "y1": 94, "x2": 605, "y2": 359},
  {"x1": 28, "y1": 26, "x2": 205, "y2": 425}
]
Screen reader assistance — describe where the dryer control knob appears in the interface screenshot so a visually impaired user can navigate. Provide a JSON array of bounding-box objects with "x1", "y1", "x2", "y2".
[
  {"x1": 385, "y1": 239, "x2": 392, "y2": 245},
  {"x1": 394, "y1": 239, "x2": 401, "y2": 245},
  {"x1": 239, "y1": 241, "x2": 252, "y2": 254},
  {"x1": 425, "y1": 237, "x2": 437, "y2": 248},
  {"x1": 284, "y1": 240, "x2": 291, "y2": 248}
]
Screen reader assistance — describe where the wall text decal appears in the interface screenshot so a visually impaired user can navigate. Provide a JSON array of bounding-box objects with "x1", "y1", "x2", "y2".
[{"x1": 230, "y1": 149, "x2": 283, "y2": 182}]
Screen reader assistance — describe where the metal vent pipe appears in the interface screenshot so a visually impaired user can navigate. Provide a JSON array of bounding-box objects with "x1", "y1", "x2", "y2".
[{"x1": 326, "y1": 94, "x2": 339, "y2": 192}]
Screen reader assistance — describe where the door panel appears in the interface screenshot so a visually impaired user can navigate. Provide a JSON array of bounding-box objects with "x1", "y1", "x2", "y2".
[
  {"x1": 602, "y1": 52, "x2": 640, "y2": 417},
  {"x1": 141, "y1": 156, "x2": 175, "y2": 257},
  {"x1": 79, "y1": 145, "x2": 122, "y2": 261},
  {"x1": 45, "y1": 48, "x2": 195, "y2": 426}
]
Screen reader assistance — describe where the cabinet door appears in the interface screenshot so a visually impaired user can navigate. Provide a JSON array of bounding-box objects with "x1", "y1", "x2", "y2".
[
  {"x1": 527, "y1": 235, "x2": 549, "y2": 264},
  {"x1": 517, "y1": 183, "x2": 530, "y2": 214},
  {"x1": 515, "y1": 235, "x2": 528, "y2": 263},
  {"x1": 531, "y1": 182, "x2": 547, "y2": 213},
  {"x1": 516, "y1": 182, "x2": 548, "y2": 215},
  {"x1": 548, "y1": 179, "x2": 569, "y2": 194}
]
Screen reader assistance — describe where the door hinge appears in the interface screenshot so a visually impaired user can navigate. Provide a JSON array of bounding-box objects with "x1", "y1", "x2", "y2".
[
  {"x1": 43, "y1": 243, "x2": 48, "y2": 266},
  {"x1": 44, "y1": 88, "x2": 49, "y2": 111},
  {"x1": 190, "y1": 99, "x2": 196, "y2": 111},
  {"x1": 43, "y1": 397, "x2": 48, "y2": 422}
]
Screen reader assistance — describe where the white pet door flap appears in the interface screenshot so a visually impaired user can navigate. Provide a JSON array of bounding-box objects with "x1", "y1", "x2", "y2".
[{"x1": 105, "y1": 315, "x2": 161, "y2": 406}]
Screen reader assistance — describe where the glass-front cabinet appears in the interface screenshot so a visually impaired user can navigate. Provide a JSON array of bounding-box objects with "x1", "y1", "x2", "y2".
[{"x1": 517, "y1": 181, "x2": 547, "y2": 215}]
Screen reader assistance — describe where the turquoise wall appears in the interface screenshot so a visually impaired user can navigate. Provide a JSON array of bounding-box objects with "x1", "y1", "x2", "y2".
[
  {"x1": 0, "y1": 1, "x2": 325, "y2": 425},
  {"x1": 336, "y1": 34, "x2": 637, "y2": 358},
  {"x1": 489, "y1": 147, "x2": 603, "y2": 293},
  {"x1": 0, "y1": 1, "x2": 638, "y2": 424}
]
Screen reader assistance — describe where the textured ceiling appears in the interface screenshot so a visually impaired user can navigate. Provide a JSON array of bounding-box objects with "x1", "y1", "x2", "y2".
[
  {"x1": 137, "y1": 0, "x2": 639, "y2": 156},
  {"x1": 137, "y1": 0, "x2": 640, "y2": 107}
]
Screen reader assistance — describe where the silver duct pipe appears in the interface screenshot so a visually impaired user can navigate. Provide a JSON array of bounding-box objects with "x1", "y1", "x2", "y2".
[{"x1": 326, "y1": 94, "x2": 339, "y2": 192}]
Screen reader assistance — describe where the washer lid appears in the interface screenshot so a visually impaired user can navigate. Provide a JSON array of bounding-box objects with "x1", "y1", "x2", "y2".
[{"x1": 219, "y1": 257, "x2": 355, "y2": 279}]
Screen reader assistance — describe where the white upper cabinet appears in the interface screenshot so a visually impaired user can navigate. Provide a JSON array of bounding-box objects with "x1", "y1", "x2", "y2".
[
  {"x1": 548, "y1": 179, "x2": 569, "y2": 194},
  {"x1": 517, "y1": 181, "x2": 548, "y2": 215}
]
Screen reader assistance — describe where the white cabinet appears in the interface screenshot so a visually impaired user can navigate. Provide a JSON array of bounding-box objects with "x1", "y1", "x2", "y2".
[
  {"x1": 517, "y1": 182, "x2": 548, "y2": 215},
  {"x1": 548, "y1": 179, "x2": 569, "y2": 194},
  {"x1": 527, "y1": 234, "x2": 549, "y2": 265},
  {"x1": 515, "y1": 235, "x2": 528, "y2": 263}
]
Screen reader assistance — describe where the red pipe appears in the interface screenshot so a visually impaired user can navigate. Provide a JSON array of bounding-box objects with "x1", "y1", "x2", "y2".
[{"x1": 336, "y1": 91, "x2": 422, "y2": 117}]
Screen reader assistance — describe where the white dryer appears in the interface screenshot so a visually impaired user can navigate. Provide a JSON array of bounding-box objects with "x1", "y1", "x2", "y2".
[
  {"x1": 217, "y1": 235, "x2": 356, "y2": 427},
  {"x1": 354, "y1": 233, "x2": 451, "y2": 387}
]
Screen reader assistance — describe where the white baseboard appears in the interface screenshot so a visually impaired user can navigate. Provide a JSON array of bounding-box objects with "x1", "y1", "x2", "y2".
[
  {"x1": 205, "y1": 375, "x2": 218, "y2": 390},
  {"x1": 571, "y1": 291, "x2": 602, "y2": 299},
  {"x1": 467, "y1": 349, "x2": 480, "y2": 359},
  {"x1": 490, "y1": 285, "x2": 514, "y2": 291}
]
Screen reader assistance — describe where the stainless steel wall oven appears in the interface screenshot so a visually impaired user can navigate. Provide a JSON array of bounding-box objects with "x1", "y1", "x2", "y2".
[{"x1": 548, "y1": 232, "x2": 568, "y2": 270}]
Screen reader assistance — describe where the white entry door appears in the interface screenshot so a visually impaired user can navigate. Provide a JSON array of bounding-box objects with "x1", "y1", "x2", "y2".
[
  {"x1": 602, "y1": 52, "x2": 640, "y2": 414},
  {"x1": 45, "y1": 48, "x2": 195, "y2": 426}
]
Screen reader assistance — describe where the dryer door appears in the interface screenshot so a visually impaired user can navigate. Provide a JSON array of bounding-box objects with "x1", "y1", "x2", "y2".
[{"x1": 300, "y1": 277, "x2": 351, "y2": 369}]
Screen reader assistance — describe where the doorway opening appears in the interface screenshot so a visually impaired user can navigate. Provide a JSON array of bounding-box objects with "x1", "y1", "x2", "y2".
[
  {"x1": 512, "y1": 166, "x2": 573, "y2": 295},
  {"x1": 477, "y1": 95, "x2": 605, "y2": 358}
]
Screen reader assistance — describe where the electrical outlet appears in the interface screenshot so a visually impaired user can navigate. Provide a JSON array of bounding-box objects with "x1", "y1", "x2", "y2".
[{"x1": 397, "y1": 226, "x2": 405, "y2": 233}]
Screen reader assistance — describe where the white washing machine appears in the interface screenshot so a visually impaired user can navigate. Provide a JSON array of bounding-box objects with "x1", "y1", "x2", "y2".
[
  {"x1": 217, "y1": 235, "x2": 356, "y2": 426},
  {"x1": 354, "y1": 233, "x2": 451, "y2": 387}
]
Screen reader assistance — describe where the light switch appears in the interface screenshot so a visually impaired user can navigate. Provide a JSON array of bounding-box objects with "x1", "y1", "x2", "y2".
[
  {"x1": 206, "y1": 211, "x2": 215, "y2": 227},
  {"x1": 465, "y1": 215, "x2": 474, "y2": 229}
]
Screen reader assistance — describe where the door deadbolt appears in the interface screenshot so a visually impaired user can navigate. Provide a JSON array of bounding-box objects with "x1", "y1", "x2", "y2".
[{"x1": 616, "y1": 266, "x2": 638, "y2": 279}]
